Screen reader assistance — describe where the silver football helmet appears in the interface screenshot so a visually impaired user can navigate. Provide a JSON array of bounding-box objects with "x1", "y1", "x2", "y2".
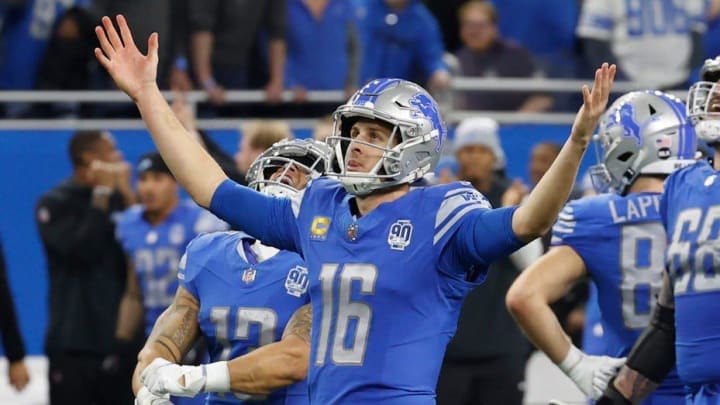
[
  {"x1": 246, "y1": 138, "x2": 331, "y2": 198},
  {"x1": 326, "y1": 78, "x2": 447, "y2": 195},
  {"x1": 687, "y1": 56, "x2": 720, "y2": 144},
  {"x1": 590, "y1": 90, "x2": 697, "y2": 195}
]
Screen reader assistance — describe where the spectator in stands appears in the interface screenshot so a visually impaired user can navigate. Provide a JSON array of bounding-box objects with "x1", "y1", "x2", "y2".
[
  {"x1": 188, "y1": 0, "x2": 286, "y2": 104},
  {"x1": 437, "y1": 117, "x2": 531, "y2": 405},
  {"x1": 423, "y1": 0, "x2": 468, "y2": 52},
  {"x1": 454, "y1": 1, "x2": 553, "y2": 112},
  {"x1": 0, "y1": 237, "x2": 29, "y2": 392},
  {"x1": 286, "y1": 0, "x2": 360, "y2": 100},
  {"x1": 357, "y1": 0, "x2": 450, "y2": 91},
  {"x1": 490, "y1": 0, "x2": 581, "y2": 80},
  {"x1": 36, "y1": 130, "x2": 135, "y2": 404},
  {"x1": 29, "y1": 7, "x2": 94, "y2": 117},
  {"x1": 577, "y1": 0, "x2": 705, "y2": 89},
  {"x1": 0, "y1": 0, "x2": 80, "y2": 117},
  {"x1": 234, "y1": 120, "x2": 293, "y2": 179},
  {"x1": 312, "y1": 114, "x2": 334, "y2": 142}
]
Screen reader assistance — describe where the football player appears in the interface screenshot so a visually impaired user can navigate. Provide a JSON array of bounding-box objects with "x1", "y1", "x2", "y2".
[
  {"x1": 95, "y1": 15, "x2": 616, "y2": 404},
  {"x1": 506, "y1": 90, "x2": 697, "y2": 402},
  {"x1": 592, "y1": 57, "x2": 720, "y2": 405},
  {"x1": 134, "y1": 139, "x2": 328, "y2": 404}
]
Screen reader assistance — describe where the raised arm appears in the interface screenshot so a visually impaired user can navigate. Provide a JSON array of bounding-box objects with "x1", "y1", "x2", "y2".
[
  {"x1": 94, "y1": 16, "x2": 299, "y2": 250},
  {"x1": 596, "y1": 272, "x2": 676, "y2": 405},
  {"x1": 94, "y1": 15, "x2": 224, "y2": 207},
  {"x1": 512, "y1": 63, "x2": 616, "y2": 241},
  {"x1": 141, "y1": 304, "x2": 312, "y2": 398}
]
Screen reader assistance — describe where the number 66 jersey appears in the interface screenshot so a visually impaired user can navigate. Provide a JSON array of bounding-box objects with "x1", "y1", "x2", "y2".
[
  {"x1": 211, "y1": 178, "x2": 525, "y2": 404},
  {"x1": 663, "y1": 161, "x2": 720, "y2": 386}
]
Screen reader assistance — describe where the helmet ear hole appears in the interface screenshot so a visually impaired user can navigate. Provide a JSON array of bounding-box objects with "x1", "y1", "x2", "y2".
[{"x1": 617, "y1": 151, "x2": 634, "y2": 162}]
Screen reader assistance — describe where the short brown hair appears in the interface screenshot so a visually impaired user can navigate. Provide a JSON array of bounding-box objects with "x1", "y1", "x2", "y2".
[
  {"x1": 458, "y1": 0, "x2": 498, "y2": 24},
  {"x1": 68, "y1": 130, "x2": 105, "y2": 168},
  {"x1": 242, "y1": 120, "x2": 293, "y2": 150}
]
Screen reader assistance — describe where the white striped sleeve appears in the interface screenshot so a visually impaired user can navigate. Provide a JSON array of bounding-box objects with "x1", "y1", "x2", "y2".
[{"x1": 433, "y1": 188, "x2": 491, "y2": 246}]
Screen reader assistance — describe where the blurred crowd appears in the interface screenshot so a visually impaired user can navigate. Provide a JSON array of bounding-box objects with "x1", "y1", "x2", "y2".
[{"x1": 2, "y1": 0, "x2": 720, "y2": 118}]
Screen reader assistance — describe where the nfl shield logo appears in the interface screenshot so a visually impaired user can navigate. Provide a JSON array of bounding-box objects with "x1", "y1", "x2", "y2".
[{"x1": 242, "y1": 268, "x2": 256, "y2": 284}]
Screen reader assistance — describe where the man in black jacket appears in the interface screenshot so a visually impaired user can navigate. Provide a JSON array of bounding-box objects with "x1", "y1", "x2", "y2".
[
  {"x1": 0, "y1": 237, "x2": 29, "y2": 391},
  {"x1": 36, "y1": 130, "x2": 134, "y2": 405}
]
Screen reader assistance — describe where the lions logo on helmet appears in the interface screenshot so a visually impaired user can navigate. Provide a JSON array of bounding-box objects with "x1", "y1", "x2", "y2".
[
  {"x1": 589, "y1": 90, "x2": 697, "y2": 195},
  {"x1": 327, "y1": 78, "x2": 446, "y2": 195}
]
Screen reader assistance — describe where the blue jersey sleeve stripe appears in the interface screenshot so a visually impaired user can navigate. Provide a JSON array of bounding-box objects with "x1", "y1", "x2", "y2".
[{"x1": 433, "y1": 205, "x2": 484, "y2": 245}]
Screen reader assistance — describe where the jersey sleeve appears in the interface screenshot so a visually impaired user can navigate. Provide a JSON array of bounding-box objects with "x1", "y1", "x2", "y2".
[
  {"x1": 576, "y1": 0, "x2": 614, "y2": 40},
  {"x1": 550, "y1": 200, "x2": 597, "y2": 262},
  {"x1": 209, "y1": 179, "x2": 301, "y2": 253},
  {"x1": 435, "y1": 184, "x2": 524, "y2": 280},
  {"x1": 177, "y1": 233, "x2": 218, "y2": 300},
  {"x1": 193, "y1": 209, "x2": 229, "y2": 234}
]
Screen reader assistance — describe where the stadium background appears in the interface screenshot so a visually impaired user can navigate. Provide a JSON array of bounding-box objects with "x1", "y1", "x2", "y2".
[{"x1": 2, "y1": 0, "x2": 719, "y2": 403}]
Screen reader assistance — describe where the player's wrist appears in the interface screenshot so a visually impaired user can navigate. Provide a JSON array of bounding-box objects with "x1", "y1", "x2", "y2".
[
  {"x1": 558, "y1": 344, "x2": 584, "y2": 375},
  {"x1": 203, "y1": 361, "x2": 230, "y2": 392}
]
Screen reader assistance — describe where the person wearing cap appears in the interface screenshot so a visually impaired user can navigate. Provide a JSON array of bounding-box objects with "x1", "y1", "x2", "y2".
[
  {"x1": 113, "y1": 152, "x2": 227, "y2": 404},
  {"x1": 36, "y1": 130, "x2": 134, "y2": 405},
  {"x1": 436, "y1": 117, "x2": 532, "y2": 405}
]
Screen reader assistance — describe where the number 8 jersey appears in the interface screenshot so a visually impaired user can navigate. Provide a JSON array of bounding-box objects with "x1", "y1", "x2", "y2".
[
  {"x1": 551, "y1": 192, "x2": 684, "y2": 398},
  {"x1": 663, "y1": 160, "x2": 720, "y2": 386}
]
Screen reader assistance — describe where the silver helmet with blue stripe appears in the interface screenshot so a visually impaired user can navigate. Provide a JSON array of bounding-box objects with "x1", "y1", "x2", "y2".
[
  {"x1": 590, "y1": 90, "x2": 697, "y2": 195},
  {"x1": 326, "y1": 78, "x2": 447, "y2": 195}
]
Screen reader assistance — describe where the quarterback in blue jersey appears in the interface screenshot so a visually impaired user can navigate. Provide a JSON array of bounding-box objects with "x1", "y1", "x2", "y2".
[
  {"x1": 507, "y1": 90, "x2": 697, "y2": 402},
  {"x1": 593, "y1": 57, "x2": 720, "y2": 405},
  {"x1": 95, "y1": 15, "x2": 616, "y2": 404},
  {"x1": 134, "y1": 140, "x2": 328, "y2": 405}
]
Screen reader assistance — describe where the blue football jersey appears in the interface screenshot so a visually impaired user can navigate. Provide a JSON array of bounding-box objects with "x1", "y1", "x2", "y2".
[
  {"x1": 664, "y1": 161, "x2": 720, "y2": 385},
  {"x1": 552, "y1": 192, "x2": 683, "y2": 396},
  {"x1": 581, "y1": 282, "x2": 607, "y2": 356},
  {"x1": 179, "y1": 231, "x2": 310, "y2": 405},
  {"x1": 280, "y1": 178, "x2": 521, "y2": 404},
  {"x1": 116, "y1": 200, "x2": 227, "y2": 336}
]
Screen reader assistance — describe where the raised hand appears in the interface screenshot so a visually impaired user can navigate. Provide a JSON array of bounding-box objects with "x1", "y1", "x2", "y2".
[
  {"x1": 570, "y1": 63, "x2": 617, "y2": 149},
  {"x1": 95, "y1": 15, "x2": 159, "y2": 102}
]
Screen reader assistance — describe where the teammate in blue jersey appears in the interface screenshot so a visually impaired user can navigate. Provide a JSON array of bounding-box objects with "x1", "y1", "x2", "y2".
[
  {"x1": 134, "y1": 139, "x2": 328, "y2": 405},
  {"x1": 95, "y1": 15, "x2": 616, "y2": 404},
  {"x1": 591, "y1": 57, "x2": 720, "y2": 405},
  {"x1": 115, "y1": 152, "x2": 228, "y2": 339},
  {"x1": 507, "y1": 90, "x2": 698, "y2": 403}
]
